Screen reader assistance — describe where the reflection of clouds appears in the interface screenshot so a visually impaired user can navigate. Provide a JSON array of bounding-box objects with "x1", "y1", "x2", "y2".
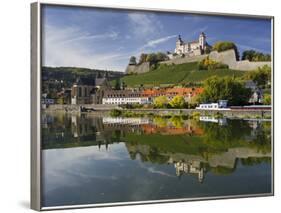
[
  {"x1": 43, "y1": 144, "x2": 128, "y2": 168},
  {"x1": 42, "y1": 144, "x2": 129, "y2": 193},
  {"x1": 146, "y1": 167, "x2": 175, "y2": 178},
  {"x1": 137, "y1": 161, "x2": 175, "y2": 178}
]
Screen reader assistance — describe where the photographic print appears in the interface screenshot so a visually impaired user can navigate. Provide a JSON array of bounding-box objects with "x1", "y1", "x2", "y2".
[{"x1": 32, "y1": 2, "x2": 273, "y2": 210}]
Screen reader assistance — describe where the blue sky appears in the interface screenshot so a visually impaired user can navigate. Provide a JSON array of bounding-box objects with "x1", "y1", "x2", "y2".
[{"x1": 42, "y1": 5, "x2": 272, "y2": 72}]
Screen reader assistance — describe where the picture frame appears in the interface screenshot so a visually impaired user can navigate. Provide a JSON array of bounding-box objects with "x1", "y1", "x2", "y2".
[{"x1": 31, "y1": 1, "x2": 274, "y2": 211}]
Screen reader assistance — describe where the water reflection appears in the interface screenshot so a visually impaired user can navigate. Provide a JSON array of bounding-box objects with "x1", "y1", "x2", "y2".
[{"x1": 41, "y1": 113, "x2": 272, "y2": 207}]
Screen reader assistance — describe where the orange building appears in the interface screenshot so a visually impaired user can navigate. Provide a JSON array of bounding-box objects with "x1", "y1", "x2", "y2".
[{"x1": 141, "y1": 87, "x2": 203, "y2": 102}]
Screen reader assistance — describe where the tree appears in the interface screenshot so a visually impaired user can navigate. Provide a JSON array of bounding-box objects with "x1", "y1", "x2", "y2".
[
  {"x1": 129, "y1": 56, "x2": 137, "y2": 65},
  {"x1": 114, "y1": 78, "x2": 121, "y2": 90},
  {"x1": 212, "y1": 41, "x2": 240, "y2": 60},
  {"x1": 138, "y1": 53, "x2": 148, "y2": 64},
  {"x1": 153, "y1": 96, "x2": 168, "y2": 108},
  {"x1": 242, "y1": 50, "x2": 271, "y2": 61},
  {"x1": 263, "y1": 94, "x2": 271, "y2": 105},
  {"x1": 169, "y1": 95, "x2": 186, "y2": 108},
  {"x1": 156, "y1": 52, "x2": 169, "y2": 62},
  {"x1": 146, "y1": 53, "x2": 158, "y2": 65},
  {"x1": 146, "y1": 52, "x2": 168, "y2": 65},
  {"x1": 198, "y1": 76, "x2": 251, "y2": 106},
  {"x1": 245, "y1": 65, "x2": 271, "y2": 88}
]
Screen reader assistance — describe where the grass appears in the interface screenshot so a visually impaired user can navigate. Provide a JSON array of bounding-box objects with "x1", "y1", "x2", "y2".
[{"x1": 119, "y1": 62, "x2": 246, "y2": 87}]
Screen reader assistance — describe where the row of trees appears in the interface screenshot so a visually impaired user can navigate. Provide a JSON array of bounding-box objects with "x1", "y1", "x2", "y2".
[
  {"x1": 242, "y1": 50, "x2": 271, "y2": 62},
  {"x1": 153, "y1": 95, "x2": 187, "y2": 109},
  {"x1": 206, "y1": 41, "x2": 271, "y2": 62},
  {"x1": 244, "y1": 65, "x2": 271, "y2": 88},
  {"x1": 198, "y1": 76, "x2": 252, "y2": 106},
  {"x1": 129, "y1": 52, "x2": 169, "y2": 66}
]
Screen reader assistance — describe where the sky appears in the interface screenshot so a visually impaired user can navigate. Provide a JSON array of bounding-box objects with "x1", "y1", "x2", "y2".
[{"x1": 42, "y1": 5, "x2": 272, "y2": 72}]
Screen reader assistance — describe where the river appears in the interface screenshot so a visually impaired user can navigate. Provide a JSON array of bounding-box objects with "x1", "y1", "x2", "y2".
[{"x1": 41, "y1": 113, "x2": 272, "y2": 207}]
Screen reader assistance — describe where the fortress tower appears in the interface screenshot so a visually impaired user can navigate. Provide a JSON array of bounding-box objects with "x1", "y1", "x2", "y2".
[
  {"x1": 199, "y1": 32, "x2": 206, "y2": 51},
  {"x1": 174, "y1": 32, "x2": 210, "y2": 56}
]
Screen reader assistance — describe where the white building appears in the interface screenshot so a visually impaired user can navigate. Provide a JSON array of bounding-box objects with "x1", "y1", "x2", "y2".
[
  {"x1": 175, "y1": 32, "x2": 211, "y2": 56},
  {"x1": 196, "y1": 100, "x2": 229, "y2": 110},
  {"x1": 102, "y1": 97, "x2": 150, "y2": 105},
  {"x1": 102, "y1": 90, "x2": 151, "y2": 105}
]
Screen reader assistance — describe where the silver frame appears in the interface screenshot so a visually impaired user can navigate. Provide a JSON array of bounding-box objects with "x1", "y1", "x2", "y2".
[{"x1": 31, "y1": 1, "x2": 274, "y2": 211}]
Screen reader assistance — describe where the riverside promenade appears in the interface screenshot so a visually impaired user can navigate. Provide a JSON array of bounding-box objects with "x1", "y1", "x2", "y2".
[{"x1": 43, "y1": 104, "x2": 271, "y2": 119}]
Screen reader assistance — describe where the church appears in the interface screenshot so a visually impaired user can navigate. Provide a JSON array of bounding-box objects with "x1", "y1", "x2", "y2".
[{"x1": 174, "y1": 32, "x2": 211, "y2": 56}]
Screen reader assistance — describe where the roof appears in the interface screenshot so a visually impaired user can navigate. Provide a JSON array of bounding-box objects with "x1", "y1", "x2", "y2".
[
  {"x1": 141, "y1": 87, "x2": 204, "y2": 97},
  {"x1": 95, "y1": 77, "x2": 107, "y2": 86}
]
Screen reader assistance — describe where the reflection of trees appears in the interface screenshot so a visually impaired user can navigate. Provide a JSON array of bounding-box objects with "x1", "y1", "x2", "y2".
[
  {"x1": 199, "y1": 119, "x2": 252, "y2": 144},
  {"x1": 122, "y1": 118, "x2": 271, "y2": 179},
  {"x1": 153, "y1": 117, "x2": 167, "y2": 128},
  {"x1": 241, "y1": 157, "x2": 271, "y2": 166},
  {"x1": 169, "y1": 116, "x2": 184, "y2": 128}
]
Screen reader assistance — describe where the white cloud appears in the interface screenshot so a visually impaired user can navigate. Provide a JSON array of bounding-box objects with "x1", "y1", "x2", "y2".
[
  {"x1": 42, "y1": 25, "x2": 127, "y2": 71},
  {"x1": 61, "y1": 31, "x2": 119, "y2": 45},
  {"x1": 141, "y1": 35, "x2": 177, "y2": 49},
  {"x1": 127, "y1": 13, "x2": 163, "y2": 39}
]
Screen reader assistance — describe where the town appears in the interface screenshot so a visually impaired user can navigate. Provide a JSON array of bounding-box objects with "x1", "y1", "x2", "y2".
[{"x1": 42, "y1": 33, "x2": 272, "y2": 116}]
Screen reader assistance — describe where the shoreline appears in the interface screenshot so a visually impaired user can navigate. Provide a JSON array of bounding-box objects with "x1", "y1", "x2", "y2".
[{"x1": 42, "y1": 105, "x2": 272, "y2": 119}]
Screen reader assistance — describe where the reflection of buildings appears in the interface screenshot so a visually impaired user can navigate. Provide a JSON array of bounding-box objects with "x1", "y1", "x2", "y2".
[
  {"x1": 199, "y1": 116, "x2": 227, "y2": 126},
  {"x1": 141, "y1": 123, "x2": 203, "y2": 135},
  {"x1": 102, "y1": 117, "x2": 204, "y2": 136},
  {"x1": 173, "y1": 161, "x2": 205, "y2": 183},
  {"x1": 103, "y1": 117, "x2": 150, "y2": 125},
  {"x1": 125, "y1": 142, "x2": 271, "y2": 183}
]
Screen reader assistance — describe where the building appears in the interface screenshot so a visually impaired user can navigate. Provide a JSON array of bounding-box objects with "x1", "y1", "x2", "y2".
[
  {"x1": 197, "y1": 100, "x2": 229, "y2": 110},
  {"x1": 71, "y1": 76, "x2": 113, "y2": 105},
  {"x1": 141, "y1": 87, "x2": 203, "y2": 102},
  {"x1": 245, "y1": 80, "x2": 263, "y2": 104},
  {"x1": 71, "y1": 78, "x2": 96, "y2": 105},
  {"x1": 102, "y1": 90, "x2": 151, "y2": 105},
  {"x1": 174, "y1": 32, "x2": 211, "y2": 56}
]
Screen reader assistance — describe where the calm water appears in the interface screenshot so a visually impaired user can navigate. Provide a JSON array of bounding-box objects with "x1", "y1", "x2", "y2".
[{"x1": 41, "y1": 113, "x2": 272, "y2": 207}]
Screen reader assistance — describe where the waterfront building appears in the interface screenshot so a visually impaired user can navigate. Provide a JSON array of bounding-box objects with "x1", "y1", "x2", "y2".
[
  {"x1": 102, "y1": 90, "x2": 151, "y2": 105},
  {"x1": 197, "y1": 100, "x2": 229, "y2": 110},
  {"x1": 141, "y1": 87, "x2": 203, "y2": 102}
]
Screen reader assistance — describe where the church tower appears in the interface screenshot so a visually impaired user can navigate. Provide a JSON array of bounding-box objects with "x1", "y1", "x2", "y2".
[{"x1": 199, "y1": 32, "x2": 206, "y2": 50}]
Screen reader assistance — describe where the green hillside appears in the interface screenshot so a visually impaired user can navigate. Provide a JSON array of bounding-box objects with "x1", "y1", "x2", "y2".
[{"x1": 119, "y1": 62, "x2": 246, "y2": 87}]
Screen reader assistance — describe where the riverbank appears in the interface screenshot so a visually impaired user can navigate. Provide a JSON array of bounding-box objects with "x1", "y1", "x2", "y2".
[{"x1": 43, "y1": 104, "x2": 272, "y2": 119}]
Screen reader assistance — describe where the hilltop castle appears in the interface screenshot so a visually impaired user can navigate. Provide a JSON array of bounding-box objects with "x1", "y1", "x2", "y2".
[{"x1": 174, "y1": 32, "x2": 211, "y2": 56}]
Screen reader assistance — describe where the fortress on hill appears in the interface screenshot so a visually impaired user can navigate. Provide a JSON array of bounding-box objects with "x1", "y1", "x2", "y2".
[{"x1": 125, "y1": 32, "x2": 271, "y2": 74}]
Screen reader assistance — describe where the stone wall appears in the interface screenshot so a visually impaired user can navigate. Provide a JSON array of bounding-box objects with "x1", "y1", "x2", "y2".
[
  {"x1": 160, "y1": 54, "x2": 208, "y2": 65},
  {"x1": 162, "y1": 49, "x2": 271, "y2": 71},
  {"x1": 209, "y1": 50, "x2": 271, "y2": 71},
  {"x1": 125, "y1": 62, "x2": 150, "y2": 74}
]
